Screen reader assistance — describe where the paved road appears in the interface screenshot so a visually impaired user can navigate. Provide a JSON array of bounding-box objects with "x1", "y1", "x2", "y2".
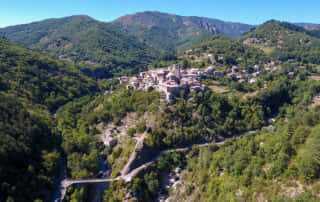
[
  {"x1": 57, "y1": 139, "x2": 229, "y2": 201},
  {"x1": 55, "y1": 123, "x2": 269, "y2": 202}
]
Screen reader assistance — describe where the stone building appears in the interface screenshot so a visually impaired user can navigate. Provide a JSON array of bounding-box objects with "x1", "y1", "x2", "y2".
[{"x1": 127, "y1": 64, "x2": 205, "y2": 101}]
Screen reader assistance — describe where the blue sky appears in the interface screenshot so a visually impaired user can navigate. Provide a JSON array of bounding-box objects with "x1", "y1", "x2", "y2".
[{"x1": 1, "y1": 0, "x2": 319, "y2": 28}]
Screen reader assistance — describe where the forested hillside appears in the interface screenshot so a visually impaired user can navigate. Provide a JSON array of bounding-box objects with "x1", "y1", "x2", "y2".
[
  {"x1": 0, "y1": 93, "x2": 60, "y2": 201},
  {"x1": 182, "y1": 35, "x2": 268, "y2": 67},
  {"x1": 169, "y1": 108, "x2": 320, "y2": 201},
  {"x1": 0, "y1": 37, "x2": 98, "y2": 201},
  {"x1": 0, "y1": 16, "x2": 157, "y2": 77},
  {"x1": 111, "y1": 11, "x2": 254, "y2": 54},
  {"x1": 0, "y1": 37, "x2": 97, "y2": 110},
  {"x1": 241, "y1": 20, "x2": 320, "y2": 64}
]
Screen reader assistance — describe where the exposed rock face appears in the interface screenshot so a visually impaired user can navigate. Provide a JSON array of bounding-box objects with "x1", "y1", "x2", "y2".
[
  {"x1": 111, "y1": 11, "x2": 254, "y2": 53},
  {"x1": 201, "y1": 22, "x2": 218, "y2": 34},
  {"x1": 101, "y1": 127, "x2": 118, "y2": 147},
  {"x1": 112, "y1": 11, "x2": 253, "y2": 38}
]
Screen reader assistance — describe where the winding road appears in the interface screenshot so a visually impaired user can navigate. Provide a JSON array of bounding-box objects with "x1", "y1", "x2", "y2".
[
  {"x1": 55, "y1": 138, "x2": 231, "y2": 201},
  {"x1": 54, "y1": 115, "x2": 276, "y2": 202}
]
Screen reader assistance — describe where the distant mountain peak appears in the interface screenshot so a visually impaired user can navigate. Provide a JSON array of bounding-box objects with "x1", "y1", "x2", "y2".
[
  {"x1": 295, "y1": 22, "x2": 319, "y2": 30},
  {"x1": 111, "y1": 11, "x2": 254, "y2": 54},
  {"x1": 63, "y1": 14, "x2": 96, "y2": 21}
]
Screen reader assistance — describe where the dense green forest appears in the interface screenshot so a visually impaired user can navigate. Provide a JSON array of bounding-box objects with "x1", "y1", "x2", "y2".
[
  {"x1": 0, "y1": 37, "x2": 97, "y2": 111},
  {"x1": 168, "y1": 107, "x2": 320, "y2": 201},
  {"x1": 0, "y1": 16, "x2": 158, "y2": 77},
  {"x1": 0, "y1": 37, "x2": 99, "y2": 201},
  {"x1": 0, "y1": 93, "x2": 61, "y2": 201}
]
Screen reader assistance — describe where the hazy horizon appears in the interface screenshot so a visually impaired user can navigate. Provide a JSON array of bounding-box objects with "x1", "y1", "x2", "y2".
[{"x1": 1, "y1": 0, "x2": 319, "y2": 28}]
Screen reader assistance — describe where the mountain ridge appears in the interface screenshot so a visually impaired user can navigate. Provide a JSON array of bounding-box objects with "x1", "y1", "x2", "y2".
[
  {"x1": 0, "y1": 11, "x2": 318, "y2": 76},
  {"x1": 111, "y1": 11, "x2": 255, "y2": 53},
  {"x1": 0, "y1": 15, "x2": 158, "y2": 77}
]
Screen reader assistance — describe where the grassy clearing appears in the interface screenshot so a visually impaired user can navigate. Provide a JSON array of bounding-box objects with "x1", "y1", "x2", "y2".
[
  {"x1": 311, "y1": 96, "x2": 320, "y2": 108},
  {"x1": 208, "y1": 85, "x2": 230, "y2": 94},
  {"x1": 205, "y1": 80, "x2": 230, "y2": 94},
  {"x1": 260, "y1": 46, "x2": 275, "y2": 54},
  {"x1": 309, "y1": 76, "x2": 320, "y2": 81},
  {"x1": 241, "y1": 91, "x2": 259, "y2": 99}
]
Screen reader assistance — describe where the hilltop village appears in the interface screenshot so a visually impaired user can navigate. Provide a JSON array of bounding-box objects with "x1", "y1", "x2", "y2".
[
  {"x1": 122, "y1": 61, "x2": 283, "y2": 101},
  {"x1": 125, "y1": 64, "x2": 207, "y2": 100}
]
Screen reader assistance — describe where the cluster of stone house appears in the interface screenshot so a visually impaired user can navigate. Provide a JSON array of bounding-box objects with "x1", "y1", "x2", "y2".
[
  {"x1": 223, "y1": 62, "x2": 281, "y2": 84},
  {"x1": 122, "y1": 61, "x2": 282, "y2": 101},
  {"x1": 126, "y1": 64, "x2": 214, "y2": 101},
  {"x1": 225, "y1": 65, "x2": 261, "y2": 84}
]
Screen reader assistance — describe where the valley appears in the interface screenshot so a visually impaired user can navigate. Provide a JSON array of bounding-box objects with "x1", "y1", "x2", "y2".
[{"x1": 0, "y1": 8, "x2": 320, "y2": 202}]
